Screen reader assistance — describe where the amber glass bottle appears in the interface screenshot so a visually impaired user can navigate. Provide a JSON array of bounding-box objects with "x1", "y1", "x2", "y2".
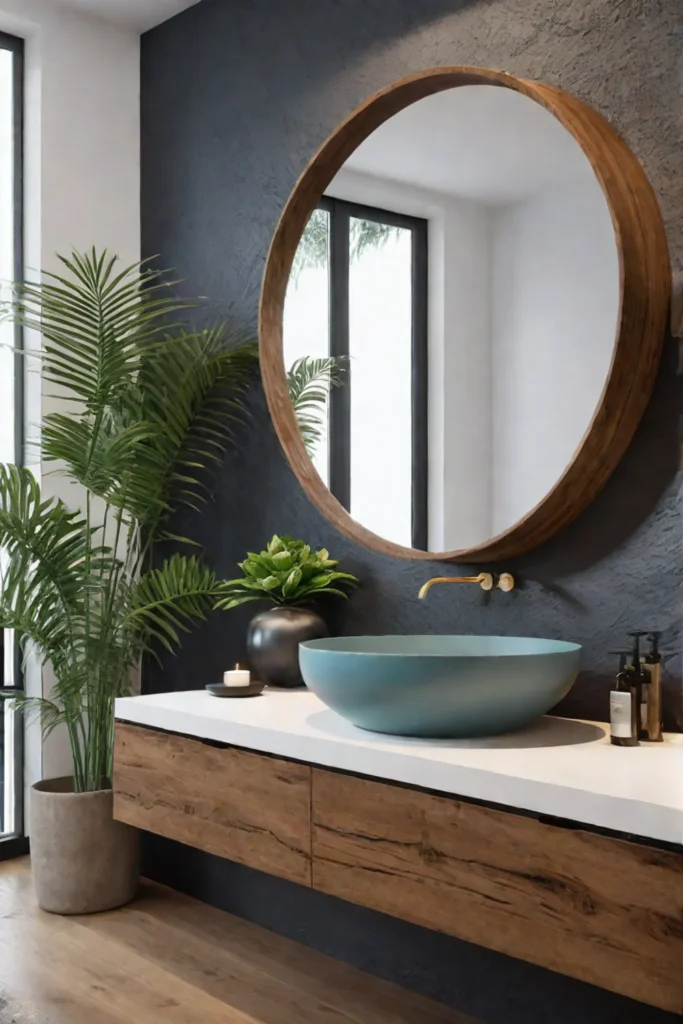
[{"x1": 610, "y1": 653, "x2": 639, "y2": 747}]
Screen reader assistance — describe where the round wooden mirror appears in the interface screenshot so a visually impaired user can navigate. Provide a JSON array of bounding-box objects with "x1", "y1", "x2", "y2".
[{"x1": 259, "y1": 67, "x2": 669, "y2": 562}]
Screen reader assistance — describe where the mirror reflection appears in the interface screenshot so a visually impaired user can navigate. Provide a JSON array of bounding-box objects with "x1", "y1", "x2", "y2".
[{"x1": 284, "y1": 85, "x2": 620, "y2": 552}]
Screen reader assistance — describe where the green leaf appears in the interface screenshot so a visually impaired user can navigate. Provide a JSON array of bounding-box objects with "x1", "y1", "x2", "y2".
[
  {"x1": 283, "y1": 566, "x2": 303, "y2": 596},
  {"x1": 242, "y1": 559, "x2": 269, "y2": 580},
  {"x1": 271, "y1": 551, "x2": 294, "y2": 571},
  {"x1": 306, "y1": 574, "x2": 333, "y2": 588},
  {"x1": 215, "y1": 594, "x2": 264, "y2": 611}
]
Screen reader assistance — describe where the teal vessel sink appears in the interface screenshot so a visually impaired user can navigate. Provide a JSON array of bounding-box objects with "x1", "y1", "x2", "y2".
[{"x1": 299, "y1": 635, "x2": 581, "y2": 738}]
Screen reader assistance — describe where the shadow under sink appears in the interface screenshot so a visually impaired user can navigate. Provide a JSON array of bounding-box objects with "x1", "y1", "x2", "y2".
[{"x1": 305, "y1": 708, "x2": 606, "y2": 749}]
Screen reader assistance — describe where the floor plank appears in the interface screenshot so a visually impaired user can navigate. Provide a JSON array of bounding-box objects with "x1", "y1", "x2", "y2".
[{"x1": 0, "y1": 859, "x2": 479, "y2": 1024}]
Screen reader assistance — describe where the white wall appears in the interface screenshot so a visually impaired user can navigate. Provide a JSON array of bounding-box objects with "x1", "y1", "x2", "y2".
[
  {"x1": 0, "y1": 50, "x2": 13, "y2": 467},
  {"x1": 347, "y1": 227, "x2": 413, "y2": 546},
  {"x1": 439, "y1": 199, "x2": 491, "y2": 551},
  {"x1": 0, "y1": 0, "x2": 140, "y2": 796},
  {"x1": 490, "y1": 178, "x2": 620, "y2": 535}
]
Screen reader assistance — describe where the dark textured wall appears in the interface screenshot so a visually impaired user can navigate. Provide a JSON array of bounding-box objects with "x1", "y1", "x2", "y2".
[
  {"x1": 141, "y1": 2, "x2": 682, "y2": 1022},
  {"x1": 142, "y1": 0, "x2": 683, "y2": 727}
]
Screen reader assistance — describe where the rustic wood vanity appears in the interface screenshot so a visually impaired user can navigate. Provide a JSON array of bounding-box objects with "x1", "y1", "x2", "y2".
[{"x1": 113, "y1": 691, "x2": 683, "y2": 1015}]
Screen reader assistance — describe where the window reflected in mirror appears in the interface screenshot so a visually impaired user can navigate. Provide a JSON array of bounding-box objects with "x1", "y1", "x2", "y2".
[{"x1": 284, "y1": 199, "x2": 428, "y2": 548}]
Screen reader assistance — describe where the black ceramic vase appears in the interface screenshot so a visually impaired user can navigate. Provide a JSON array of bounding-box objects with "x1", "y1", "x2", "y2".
[{"x1": 246, "y1": 606, "x2": 329, "y2": 688}]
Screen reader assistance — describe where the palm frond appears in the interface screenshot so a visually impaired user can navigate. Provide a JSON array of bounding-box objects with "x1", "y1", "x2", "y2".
[
  {"x1": 5, "y1": 250, "x2": 194, "y2": 509},
  {"x1": 1, "y1": 694, "x2": 67, "y2": 740},
  {"x1": 0, "y1": 464, "x2": 107, "y2": 620},
  {"x1": 7, "y1": 249, "x2": 189, "y2": 414},
  {"x1": 287, "y1": 356, "x2": 346, "y2": 457},
  {"x1": 124, "y1": 554, "x2": 223, "y2": 653},
  {"x1": 290, "y1": 209, "x2": 399, "y2": 282},
  {"x1": 126, "y1": 327, "x2": 258, "y2": 534},
  {"x1": 0, "y1": 464, "x2": 116, "y2": 694},
  {"x1": 290, "y1": 208, "x2": 329, "y2": 284},
  {"x1": 349, "y1": 218, "x2": 401, "y2": 263},
  {"x1": 41, "y1": 413, "x2": 156, "y2": 501}
]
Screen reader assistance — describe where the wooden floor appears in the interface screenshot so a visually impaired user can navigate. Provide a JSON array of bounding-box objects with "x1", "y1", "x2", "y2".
[{"x1": 0, "y1": 859, "x2": 479, "y2": 1024}]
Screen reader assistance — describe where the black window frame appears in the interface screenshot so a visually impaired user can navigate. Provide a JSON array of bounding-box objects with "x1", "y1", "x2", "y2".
[
  {"x1": 0, "y1": 29, "x2": 26, "y2": 859},
  {"x1": 321, "y1": 195, "x2": 429, "y2": 550}
]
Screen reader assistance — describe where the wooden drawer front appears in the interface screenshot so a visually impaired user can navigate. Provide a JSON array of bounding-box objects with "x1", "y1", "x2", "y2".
[
  {"x1": 312, "y1": 768, "x2": 683, "y2": 1014},
  {"x1": 113, "y1": 724, "x2": 312, "y2": 886}
]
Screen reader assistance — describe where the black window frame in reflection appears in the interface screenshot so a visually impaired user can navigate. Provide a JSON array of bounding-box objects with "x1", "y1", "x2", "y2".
[{"x1": 320, "y1": 195, "x2": 428, "y2": 550}]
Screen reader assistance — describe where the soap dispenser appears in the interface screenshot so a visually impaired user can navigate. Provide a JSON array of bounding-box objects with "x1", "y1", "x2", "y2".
[
  {"x1": 610, "y1": 637, "x2": 645, "y2": 747},
  {"x1": 640, "y1": 632, "x2": 664, "y2": 742}
]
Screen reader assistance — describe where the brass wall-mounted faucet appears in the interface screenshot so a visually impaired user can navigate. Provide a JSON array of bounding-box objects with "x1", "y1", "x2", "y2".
[{"x1": 418, "y1": 573, "x2": 515, "y2": 599}]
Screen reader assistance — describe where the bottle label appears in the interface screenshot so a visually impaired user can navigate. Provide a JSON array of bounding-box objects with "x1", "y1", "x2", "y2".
[{"x1": 610, "y1": 691, "x2": 632, "y2": 739}]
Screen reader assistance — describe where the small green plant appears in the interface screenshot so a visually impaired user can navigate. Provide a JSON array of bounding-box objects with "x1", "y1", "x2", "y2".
[{"x1": 216, "y1": 534, "x2": 358, "y2": 610}]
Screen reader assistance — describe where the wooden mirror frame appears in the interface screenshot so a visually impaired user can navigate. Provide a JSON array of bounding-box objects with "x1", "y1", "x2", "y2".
[{"x1": 259, "y1": 67, "x2": 670, "y2": 562}]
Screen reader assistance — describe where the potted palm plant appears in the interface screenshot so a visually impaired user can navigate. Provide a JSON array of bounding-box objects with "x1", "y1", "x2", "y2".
[
  {"x1": 0, "y1": 248, "x2": 257, "y2": 914},
  {"x1": 217, "y1": 534, "x2": 357, "y2": 687}
]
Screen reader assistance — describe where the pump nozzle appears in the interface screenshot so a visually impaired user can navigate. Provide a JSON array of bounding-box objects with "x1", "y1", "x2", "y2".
[
  {"x1": 628, "y1": 632, "x2": 647, "y2": 675},
  {"x1": 646, "y1": 632, "x2": 662, "y2": 662}
]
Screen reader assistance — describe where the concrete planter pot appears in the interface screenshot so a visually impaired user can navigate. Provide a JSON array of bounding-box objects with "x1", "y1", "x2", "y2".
[{"x1": 30, "y1": 777, "x2": 139, "y2": 915}]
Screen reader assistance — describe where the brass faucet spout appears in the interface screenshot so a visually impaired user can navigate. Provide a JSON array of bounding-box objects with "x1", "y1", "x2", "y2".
[
  {"x1": 418, "y1": 574, "x2": 493, "y2": 599},
  {"x1": 418, "y1": 573, "x2": 515, "y2": 598}
]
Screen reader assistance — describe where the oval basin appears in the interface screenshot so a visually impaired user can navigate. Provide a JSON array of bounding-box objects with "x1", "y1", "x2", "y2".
[{"x1": 299, "y1": 635, "x2": 581, "y2": 738}]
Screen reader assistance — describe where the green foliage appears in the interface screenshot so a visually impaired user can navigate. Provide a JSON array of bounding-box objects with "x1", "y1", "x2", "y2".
[
  {"x1": 0, "y1": 248, "x2": 258, "y2": 792},
  {"x1": 349, "y1": 217, "x2": 401, "y2": 263},
  {"x1": 290, "y1": 208, "x2": 329, "y2": 282},
  {"x1": 286, "y1": 355, "x2": 346, "y2": 457},
  {"x1": 216, "y1": 534, "x2": 358, "y2": 610},
  {"x1": 290, "y1": 208, "x2": 400, "y2": 283}
]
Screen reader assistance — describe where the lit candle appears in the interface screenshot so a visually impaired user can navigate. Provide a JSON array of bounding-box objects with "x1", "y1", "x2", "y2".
[{"x1": 223, "y1": 662, "x2": 251, "y2": 688}]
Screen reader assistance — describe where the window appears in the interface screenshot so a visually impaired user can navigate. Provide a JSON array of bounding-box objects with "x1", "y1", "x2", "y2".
[
  {"x1": 284, "y1": 197, "x2": 428, "y2": 549},
  {"x1": 0, "y1": 31, "x2": 23, "y2": 854}
]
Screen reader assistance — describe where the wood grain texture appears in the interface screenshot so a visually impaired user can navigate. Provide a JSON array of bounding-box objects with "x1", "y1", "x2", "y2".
[
  {"x1": 259, "y1": 66, "x2": 671, "y2": 562},
  {"x1": 0, "y1": 859, "x2": 478, "y2": 1024},
  {"x1": 113, "y1": 723, "x2": 311, "y2": 886},
  {"x1": 311, "y1": 768, "x2": 683, "y2": 1014}
]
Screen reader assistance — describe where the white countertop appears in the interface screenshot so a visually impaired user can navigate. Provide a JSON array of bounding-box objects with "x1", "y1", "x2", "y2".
[{"x1": 115, "y1": 689, "x2": 683, "y2": 845}]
